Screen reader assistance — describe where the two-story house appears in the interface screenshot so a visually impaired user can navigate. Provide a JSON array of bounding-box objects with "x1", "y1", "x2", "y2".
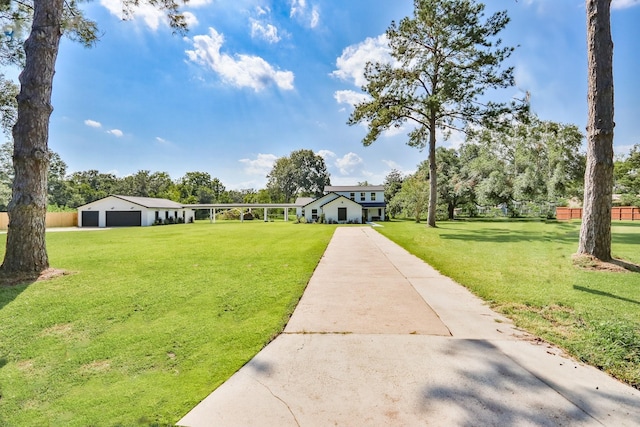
[{"x1": 295, "y1": 185, "x2": 386, "y2": 223}]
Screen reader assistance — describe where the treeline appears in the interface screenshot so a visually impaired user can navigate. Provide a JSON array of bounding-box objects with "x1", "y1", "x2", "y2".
[
  {"x1": 0, "y1": 144, "x2": 333, "y2": 211},
  {"x1": 385, "y1": 118, "x2": 587, "y2": 221},
  {"x1": 385, "y1": 118, "x2": 640, "y2": 221},
  {"x1": 0, "y1": 142, "x2": 270, "y2": 211}
]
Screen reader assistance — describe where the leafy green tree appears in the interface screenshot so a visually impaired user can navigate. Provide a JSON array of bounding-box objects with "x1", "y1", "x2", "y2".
[
  {"x1": 578, "y1": 0, "x2": 614, "y2": 261},
  {"x1": 348, "y1": 0, "x2": 523, "y2": 227},
  {"x1": 177, "y1": 172, "x2": 226, "y2": 204},
  {"x1": 383, "y1": 169, "x2": 404, "y2": 218},
  {"x1": 66, "y1": 170, "x2": 118, "y2": 207},
  {"x1": 267, "y1": 149, "x2": 331, "y2": 202},
  {"x1": 433, "y1": 147, "x2": 474, "y2": 219},
  {"x1": 463, "y1": 117, "x2": 585, "y2": 214},
  {"x1": 0, "y1": 75, "x2": 18, "y2": 135},
  {"x1": 614, "y1": 144, "x2": 640, "y2": 203},
  {"x1": 2, "y1": 0, "x2": 188, "y2": 279},
  {"x1": 388, "y1": 170, "x2": 430, "y2": 222}
]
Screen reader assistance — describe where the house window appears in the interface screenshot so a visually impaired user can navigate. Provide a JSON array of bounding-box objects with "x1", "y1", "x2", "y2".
[
  {"x1": 360, "y1": 192, "x2": 365, "y2": 201},
  {"x1": 371, "y1": 192, "x2": 376, "y2": 201},
  {"x1": 165, "y1": 211, "x2": 169, "y2": 219},
  {"x1": 155, "y1": 211, "x2": 160, "y2": 220},
  {"x1": 378, "y1": 208, "x2": 382, "y2": 216},
  {"x1": 338, "y1": 207, "x2": 347, "y2": 221},
  {"x1": 349, "y1": 192, "x2": 355, "y2": 200},
  {"x1": 312, "y1": 209, "x2": 318, "y2": 220}
]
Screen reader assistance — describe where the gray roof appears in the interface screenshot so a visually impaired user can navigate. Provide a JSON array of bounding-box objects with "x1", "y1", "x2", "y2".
[
  {"x1": 324, "y1": 185, "x2": 384, "y2": 192},
  {"x1": 112, "y1": 195, "x2": 184, "y2": 209},
  {"x1": 294, "y1": 197, "x2": 316, "y2": 206}
]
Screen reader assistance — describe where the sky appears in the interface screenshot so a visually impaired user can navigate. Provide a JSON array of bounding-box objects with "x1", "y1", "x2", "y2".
[{"x1": 5, "y1": 0, "x2": 640, "y2": 190}]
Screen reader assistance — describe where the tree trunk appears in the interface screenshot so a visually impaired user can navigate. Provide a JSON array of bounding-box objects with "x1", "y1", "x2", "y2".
[
  {"x1": 0, "y1": 0, "x2": 64, "y2": 278},
  {"x1": 427, "y1": 117, "x2": 437, "y2": 227},
  {"x1": 448, "y1": 202, "x2": 455, "y2": 220},
  {"x1": 578, "y1": 0, "x2": 614, "y2": 261}
]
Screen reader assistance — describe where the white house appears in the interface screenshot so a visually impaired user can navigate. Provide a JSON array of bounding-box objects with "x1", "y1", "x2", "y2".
[
  {"x1": 296, "y1": 185, "x2": 386, "y2": 223},
  {"x1": 77, "y1": 195, "x2": 195, "y2": 227}
]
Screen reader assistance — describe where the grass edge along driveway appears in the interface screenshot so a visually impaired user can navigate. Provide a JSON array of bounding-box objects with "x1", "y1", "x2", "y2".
[
  {"x1": 0, "y1": 221, "x2": 336, "y2": 426},
  {"x1": 375, "y1": 219, "x2": 640, "y2": 391}
]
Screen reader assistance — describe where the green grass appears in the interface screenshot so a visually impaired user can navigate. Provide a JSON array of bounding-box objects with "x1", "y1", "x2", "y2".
[
  {"x1": 375, "y1": 219, "x2": 640, "y2": 389},
  {"x1": 0, "y1": 221, "x2": 336, "y2": 426}
]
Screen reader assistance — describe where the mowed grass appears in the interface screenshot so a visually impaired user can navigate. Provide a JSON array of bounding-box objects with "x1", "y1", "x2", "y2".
[
  {"x1": 0, "y1": 221, "x2": 336, "y2": 426},
  {"x1": 376, "y1": 219, "x2": 640, "y2": 389}
]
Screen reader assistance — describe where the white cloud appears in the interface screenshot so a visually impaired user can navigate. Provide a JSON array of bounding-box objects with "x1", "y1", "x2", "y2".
[
  {"x1": 334, "y1": 90, "x2": 370, "y2": 107},
  {"x1": 100, "y1": 0, "x2": 209, "y2": 31},
  {"x1": 239, "y1": 153, "x2": 278, "y2": 175},
  {"x1": 335, "y1": 152, "x2": 363, "y2": 175},
  {"x1": 310, "y1": 7, "x2": 320, "y2": 28},
  {"x1": 256, "y1": 6, "x2": 270, "y2": 16},
  {"x1": 317, "y1": 149, "x2": 336, "y2": 159},
  {"x1": 612, "y1": 0, "x2": 640, "y2": 9},
  {"x1": 290, "y1": 0, "x2": 320, "y2": 28},
  {"x1": 250, "y1": 19, "x2": 281, "y2": 43},
  {"x1": 108, "y1": 129, "x2": 124, "y2": 137},
  {"x1": 84, "y1": 119, "x2": 102, "y2": 128},
  {"x1": 187, "y1": 0, "x2": 213, "y2": 7},
  {"x1": 183, "y1": 11, "x2": 198, "y2": 28},
  {"x1": 332, "y1": 34, "x2": 392, "y2": 87},
  {"x1": 186, "y1": 27, "x2": 295, "y2": 91},
  {"x1": 100, "y1": 0, "x2": 166, "y2": 31},
  {"x1": 155, "y1": 136, "x2": 170, "y2": 144}
]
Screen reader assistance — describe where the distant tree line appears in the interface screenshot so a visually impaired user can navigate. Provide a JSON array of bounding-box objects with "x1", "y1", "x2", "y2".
[
  {"x1": 0, "y1": 143, "x2": 332, "y2": 211},
  {"x1": 385, "y1": 116, "x2": 591, "y2": 221}
]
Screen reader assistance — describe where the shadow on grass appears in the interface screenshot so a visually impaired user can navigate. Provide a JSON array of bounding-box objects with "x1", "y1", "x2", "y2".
[
  {"x1": 0, "y1": 280, "x2": 33, "y2": 311},
  {"x1": 574, "y1": 285, "x2": 640, "y2": 306}
]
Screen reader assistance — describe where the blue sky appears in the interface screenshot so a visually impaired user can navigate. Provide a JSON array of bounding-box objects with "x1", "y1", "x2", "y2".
[{"x1": 9, "y1": 0, "x2": 640, "y2": 189}]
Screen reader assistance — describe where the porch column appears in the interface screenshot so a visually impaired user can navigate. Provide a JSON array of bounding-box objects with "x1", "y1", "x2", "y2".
[
  {"x1": 284, "y1": 207, "x2": 288, "y2": 222},
  {"x1": 241, "y1": 210, "x2": 244, "y2": 222},
  {"x1": 213, "y1": 208, "x2": 216, "y2": 223},
  {"x1": 209, "y1": 208, "x2": 213, "y2": 223},
  {"x1": 264, "y1": 208, "x2": 268, "y2": 222}
]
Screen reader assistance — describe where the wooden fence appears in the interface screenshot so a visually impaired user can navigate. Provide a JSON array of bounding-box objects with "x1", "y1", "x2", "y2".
[
  {"x1": 556, "y1": 206, "x2": 640, "y2": 221},
  {"x1": 0, "y1": 212, "x2": 78, "y2": 230}
]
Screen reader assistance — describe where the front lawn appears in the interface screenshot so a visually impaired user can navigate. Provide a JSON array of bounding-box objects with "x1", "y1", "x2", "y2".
[
  {"x1": 0, "y1": 221, "x2": 336, "y2": 426},
  {"x1": 375, "y1": 219, "x2": 640, "y2": 389}
]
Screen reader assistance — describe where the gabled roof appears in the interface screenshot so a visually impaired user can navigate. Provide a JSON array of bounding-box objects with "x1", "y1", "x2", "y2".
[
  {"x1": 294, "y1": 197, "x2": 315, "y2": 206},
  {"x1": 324, "y1": 185, "x2": 384, "y2": 192},
  {"x1": 320, "y1": 194, "x2": 363, "y2": 208},
  {"x1": 80, "y1": 195, "x2": 185, "y2": 209},
  {"x1": 112, "y1": 195, "x2": 184, "y2": 209},
  {"x1": 302, "y1": 192, "x2": 340, "y2": 208}
]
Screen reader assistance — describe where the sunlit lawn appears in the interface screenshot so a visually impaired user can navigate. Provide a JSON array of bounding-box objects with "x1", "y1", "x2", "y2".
[
  {"x1": 375, "y1": 219, "x2": 640, "y2": 389},
  {"x1": 0, "y1": 221, "x2": 336, "y2": 426}
]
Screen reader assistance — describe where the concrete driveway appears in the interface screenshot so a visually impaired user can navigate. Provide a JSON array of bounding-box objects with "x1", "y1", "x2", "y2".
[{"x1": 178, "y1": 227, "x2": 640, "y2": 426}]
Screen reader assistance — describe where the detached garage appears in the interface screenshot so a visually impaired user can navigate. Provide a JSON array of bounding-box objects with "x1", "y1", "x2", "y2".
[{"x1": 77, "y1": 195, "x2": 195, "y2": 228}]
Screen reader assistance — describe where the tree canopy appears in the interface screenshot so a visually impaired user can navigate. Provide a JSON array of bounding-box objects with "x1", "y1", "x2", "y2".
[
  {"x1": 266, "y1": 149, "x2": 331, "y2": 202},
  {"x1": 349, "y1": 0, "x2": 524, "y2": 227}
]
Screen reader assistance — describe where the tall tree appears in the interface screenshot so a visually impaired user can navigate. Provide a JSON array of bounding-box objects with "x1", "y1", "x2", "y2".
[
  {"x1": 578, "y1": 0, "x2": 614, "y2": 261},
  {"x1": 266, "y1": 149, "x2": 331, "y2": 202},
  {"x1": 383, "y1": 169, "x2": 404, "y2": 218},
  {"x1": 1, "y1": 0, "x2": 187, "y2": 279},
  {"x1": 348, "y1": 0, "x2": 522, "y2": 227}
]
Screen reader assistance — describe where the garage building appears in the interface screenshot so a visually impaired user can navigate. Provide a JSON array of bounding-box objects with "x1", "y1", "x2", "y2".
[{"x1": 77, "y1": 195, "x2": 195, "y2": 228}]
